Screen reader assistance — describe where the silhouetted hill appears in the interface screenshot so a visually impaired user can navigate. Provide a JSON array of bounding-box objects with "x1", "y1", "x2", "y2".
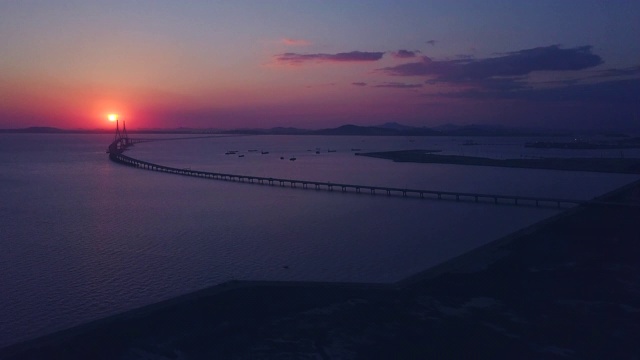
[
  {"x1": 0, "y1": 124, "x2": 594, "y2": 137},
  {"x1": 315, "y1": 125, "x2": 402, "y2": 136},
  {"x1": 377, "y1": 122, "x2": 416, "y2": 131},
  {"x1": 221, "y1": 127, "x2": 311, "y2": 135},
  {"x1": 0, "y1": 127, "x2": 66, "y2": 133}
]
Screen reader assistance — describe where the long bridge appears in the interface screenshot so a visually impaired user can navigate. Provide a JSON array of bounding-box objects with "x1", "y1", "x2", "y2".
[{"x1": 107, "y1": 131, "x2": 637, "y2": 209}]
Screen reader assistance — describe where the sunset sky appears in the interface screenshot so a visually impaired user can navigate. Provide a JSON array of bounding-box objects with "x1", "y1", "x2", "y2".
[{"x1": 1, "y1": 1, "x2": 639, "y2": 130}]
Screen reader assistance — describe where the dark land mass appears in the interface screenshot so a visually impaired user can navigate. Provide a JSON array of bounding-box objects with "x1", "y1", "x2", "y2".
[
  {"x1": 0, "y1": 124, "x2": 565, "y2": 137},
  {"x1": 526, "y1": 137, "x2": 640, "y2": 150},
  {"x1": 0, "y1": 127, "x2": 215, "y2": 135},
  {"x1": 314, "y1": 124, "x2": 443, "y2": 136},
  {"x1": 358, "y1": 150, "x2": 640, "y2": 174},
  {"x1": 1, "y1": 181, "x2": 639, "y2": 359},
  {"x1": 0, "y1": 126, "x2": 70, "y2": 133},
  {"x1": 4, "y1": 123, "x2": 639, "y2": 138}
]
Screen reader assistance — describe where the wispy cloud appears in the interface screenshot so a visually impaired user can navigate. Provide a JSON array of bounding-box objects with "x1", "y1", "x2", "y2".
[
  {"x1": 275, "y1": 51, "x2": 385, "y2": 65},
  {"x1": 392, "y1": 50, "x2": 420, "y2": 59},
  {"x1": 592, "y1": 65, "x2": 640, "y2": 79},
  {"x1": 426, "y1": 40, "x2": 437, "y2": 46},
  {"x1": 281, "y1": 38, "x2": 311, "y2": 46},
  {"x1": 352, "y1": 82, "x2": 367, "y2": 86},
  {"x1": 374, "y1": 82, "x2": 423, "y2": 89}
]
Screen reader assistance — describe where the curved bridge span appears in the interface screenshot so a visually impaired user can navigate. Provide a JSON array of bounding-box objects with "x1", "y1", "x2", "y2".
[{"x1": 106, "y1": 138, "x2": 597, "y2": 209}]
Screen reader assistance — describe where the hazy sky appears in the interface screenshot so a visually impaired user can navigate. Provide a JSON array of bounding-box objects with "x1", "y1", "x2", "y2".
[{"x1": 1, "y1": 1, "x2": 639, "y2": 130}]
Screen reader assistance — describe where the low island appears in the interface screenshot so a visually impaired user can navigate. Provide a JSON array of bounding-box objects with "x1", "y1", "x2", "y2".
[{"x1": 357, "y1": 150, "x2": 640, "y2": 174}]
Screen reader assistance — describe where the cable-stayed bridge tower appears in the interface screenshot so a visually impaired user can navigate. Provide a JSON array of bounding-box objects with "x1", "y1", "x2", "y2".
[{"x1": 107, "y1": 114, "x2": 132, "y2": 154}]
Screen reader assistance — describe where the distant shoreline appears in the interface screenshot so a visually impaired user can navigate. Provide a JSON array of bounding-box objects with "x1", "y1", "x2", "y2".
[
  {"x1": 357, "y1": 149, "x2": 640, "y2": 174},
  {"x1": 0, "y1": 124, "x2": 579, "y2": 137}
]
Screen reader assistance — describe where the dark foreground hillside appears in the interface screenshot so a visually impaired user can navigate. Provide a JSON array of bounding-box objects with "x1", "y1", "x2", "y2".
[{"x1": 2, "y1": 182, "x2": 639, "y2": 359}]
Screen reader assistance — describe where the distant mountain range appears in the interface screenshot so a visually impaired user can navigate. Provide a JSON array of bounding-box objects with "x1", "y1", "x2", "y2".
[
  {"x1": 180, "y1": 123, "x2": 563, "y2": 136},
  {"x1": 0, "y1": 123, "x2": 591, "y2": 137}
]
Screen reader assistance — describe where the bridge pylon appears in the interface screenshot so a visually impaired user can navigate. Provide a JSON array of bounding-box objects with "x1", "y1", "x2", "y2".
[
  {"x1": 121, "y1": 120, "x2": 131, "y2": 146},
  {"x1": 108, "y1": 117, "x2": 132, "y2": 154},
  {"x1": 114, "y1": 119, "x2": 122, "y2": 142},
  {"x1": 113, "y1": 119, "x2": 132, "y2": 145}
]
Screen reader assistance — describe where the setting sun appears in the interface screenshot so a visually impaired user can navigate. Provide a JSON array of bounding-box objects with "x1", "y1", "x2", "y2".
[{"x1": 108, "y1": 114, "x2": 118, "y2": 122}]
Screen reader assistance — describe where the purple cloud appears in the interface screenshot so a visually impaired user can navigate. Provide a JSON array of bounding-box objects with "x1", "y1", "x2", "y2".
[
  {"x1": 393, "y1": 50, "x2": 419, "y2": 58},
  {"x1": 426, "y1": 40, "x2": 437, "y2": 46},
  {"x1": 275, "y1": 51, "x2": 385, "y2": 64},
  {"x1": 380, "y1": 45, "x2": 602, "y2": 81},
  {"x1": 592, "y1": 65, "x2": 640, "y2": 79},
  {"x1": 374, "y1": 82, "x2": 423, "y2": 89},
  {"x1": 352, "y1": 82, "x2": 367, "y2": 86}
]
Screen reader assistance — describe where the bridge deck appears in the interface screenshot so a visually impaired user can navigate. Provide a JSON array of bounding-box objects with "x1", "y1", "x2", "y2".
[{"x1": 106, "y1": 139, "x2": 597, "y2": 209}]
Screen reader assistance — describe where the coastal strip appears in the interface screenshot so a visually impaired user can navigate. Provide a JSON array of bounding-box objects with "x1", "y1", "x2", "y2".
[
  {"x1": 357, "y1": 149, "x2": 640, "y2": 174},
  {"x1": 2, "y1": 179, "x2": 639, "y2": 359}
]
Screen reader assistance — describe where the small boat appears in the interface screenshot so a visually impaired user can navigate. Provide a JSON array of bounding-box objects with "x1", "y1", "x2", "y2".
[
  {"x1": 328, "y1": 149, "x2": 336, "y2": 153},
  {"x1": 261, "y1": 151, "x2": 269, "y2": 154},
  {"x1": 289, "y1": 157, "x2": 296, "y2": 161},
  {"x1": 238, "y1": 154, "x2": 245, "y2": 158},
  {"x1": 315, "y1": 151, "x2": 320, "y2": 154},
  {"x1": 280, "y1": 156, "x2": 284, "y2": 160}
]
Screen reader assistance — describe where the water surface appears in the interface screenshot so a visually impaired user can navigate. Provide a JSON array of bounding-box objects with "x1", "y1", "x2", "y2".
[{"x1": 0, "y1": 134, "x2": 637, "y2": 347}]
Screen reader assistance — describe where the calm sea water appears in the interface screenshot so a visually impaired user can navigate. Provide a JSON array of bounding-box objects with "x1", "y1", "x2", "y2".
[{"x1": 0, "y1": 133, "x2": 638, "y2": 347}]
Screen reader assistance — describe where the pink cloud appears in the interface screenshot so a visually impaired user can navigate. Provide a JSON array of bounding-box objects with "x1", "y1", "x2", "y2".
[
  {"x1": 275, "y1": 51, "x2": 385, "y2": 65},
  {"x1": 374, "y1": 82, "x2": 423, "y2": 89},
  {"x1": 281, "y1": 38, "x2": 311, "y2": 46}
]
